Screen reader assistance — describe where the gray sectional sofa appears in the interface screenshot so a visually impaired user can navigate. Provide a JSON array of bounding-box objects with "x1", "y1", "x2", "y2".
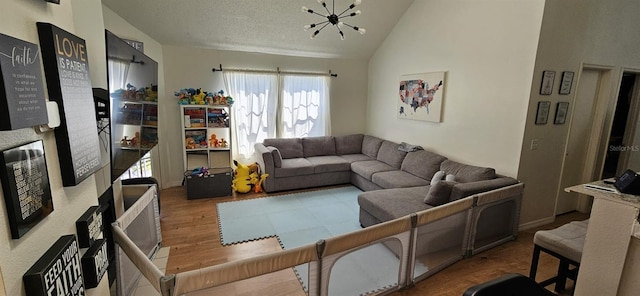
[{"x1": 254, "y1": 134, "x2": 521, "y2": 228}]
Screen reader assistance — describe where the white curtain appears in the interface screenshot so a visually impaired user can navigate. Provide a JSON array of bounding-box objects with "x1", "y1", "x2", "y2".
[
  {"x1": 223, "y1": 71, "x2": 278, "y2": 161},
  {"x1": 280, "y1": 75, "x2": 330, "y2": 138},
  {"x1": 108, "y1": 59, "x2": 130, "y2": 91},
  {"x1": 223, "y1": 71, "x2": 331, "y2": 161}
]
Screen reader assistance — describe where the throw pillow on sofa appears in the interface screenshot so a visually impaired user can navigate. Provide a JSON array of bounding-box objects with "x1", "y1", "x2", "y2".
[
  {"x1": 431, "y1": 171, "x2": 445, "y2": 184},
  {"x1": 424, "y1": 181, "x2": 457, "y2": 206},
  {"x1": 266, "y1": 146, "x2": 283, "y2": 168},
  {"x1": 430, "y1": 171, "x2": 456, "y2": 184}
]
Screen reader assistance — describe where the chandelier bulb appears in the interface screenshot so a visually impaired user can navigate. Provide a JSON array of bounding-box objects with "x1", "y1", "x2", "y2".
[
  {"x1": 358, "y1": 28, "x2": 366, "y2": 35},
  {"x1": 311, "y1": 30, "x2": 320, "y2": 39},
  {"x1": 355, "y1": 10, "x2": 361, "y2": 15},
  {"x1": 354, "y1": 0, "x2": 362, "y2": 6},
  {"x1": 304, "y1": 25, "x2": 311, "y2": 31},
  {"x1": 302, "y1": 6, "x2": 308, "y2": 12},
  {"x1": 338, "y1": 21, "x2": 344, "y2": 28}
]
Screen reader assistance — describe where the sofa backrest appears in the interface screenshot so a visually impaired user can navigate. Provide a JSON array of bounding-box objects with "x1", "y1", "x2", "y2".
[
  {"x1": 302, "y1": 136, "x2": 336, "y2": 157},
  {"x1": 401, "y1": 150, "x2": 447, "y2": 180},
  {"x1": 335, "y1": 134, "x2": 364, "y2": 155},
  {"x1": 263, "y1": 138, "x2": 303, "y2": 159},
  {"x1": 362, "y1": 135, "x2": 384, "y2": 158},
  {"x1": 440, "y1": 160, "x2": 496, "y2": 183},
  {"x1": 377, "y1": 141, "x2": 407, "y2": 169}
]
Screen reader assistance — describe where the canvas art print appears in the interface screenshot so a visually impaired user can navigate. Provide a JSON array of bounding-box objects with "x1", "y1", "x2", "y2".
[{"x1": 398, "y1": 72, "x2": 445, "y2": 122}]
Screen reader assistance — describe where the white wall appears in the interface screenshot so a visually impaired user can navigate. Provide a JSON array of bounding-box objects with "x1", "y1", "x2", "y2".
[
  {"x1": 517, "y1": 0, "x2": 640, "y2": 226},
  {"x1": 161, "y1": 46, "x2": 369, "y2": 187},
  {"x1": 0, "y1": 1, "x2": 110, "y2": 295},
  {"x1": 367, "y1": 0, "x2": 544, "y2": 178}
]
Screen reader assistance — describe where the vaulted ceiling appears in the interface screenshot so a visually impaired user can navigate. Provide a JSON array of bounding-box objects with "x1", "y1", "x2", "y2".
[{"x1": 101, "y1": 0, "x2": 415, "y2": 59}]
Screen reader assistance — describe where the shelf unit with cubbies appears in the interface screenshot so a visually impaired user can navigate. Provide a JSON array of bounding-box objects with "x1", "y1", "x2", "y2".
[
  {"x1": 181, "y1": 104, "x2": 232, "y2": 169},
  {"x1": 181, "y1": 104, "x2": 232, "y2": 199},
  {"x1": 111, "y1": 100, "x2": 158, "y2": 174}
]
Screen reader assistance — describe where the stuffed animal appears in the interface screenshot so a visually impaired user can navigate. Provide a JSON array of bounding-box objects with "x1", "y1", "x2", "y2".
[
  {"x1": 231, "y1": 160, "x2": 253, "y2": 193},
  {"x1": 185, "y1": 137, "x2": 196, "y2": 149},
  {"x1": 209, "y1": 134, "x2": 219, "y2": 148},
  {"x1": 232, "y1": 160, "x2": 269, "y2": 193},
  {"x1": 252, "y1": 173, "x2": 269, "y2": 193}
]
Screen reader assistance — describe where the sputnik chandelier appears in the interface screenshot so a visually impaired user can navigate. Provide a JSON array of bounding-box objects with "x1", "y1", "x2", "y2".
[{"x1": 302, "y1": 0, "x2": 366, "y2": 40}]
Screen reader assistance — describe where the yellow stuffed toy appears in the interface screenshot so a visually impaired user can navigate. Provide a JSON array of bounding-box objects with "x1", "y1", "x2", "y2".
[
  {"x1": 231, "y1": 160, "x2": 253, "y2": 193},
  {"x1": 232, "y1": 160, "x2": 269, "y2": 194}
]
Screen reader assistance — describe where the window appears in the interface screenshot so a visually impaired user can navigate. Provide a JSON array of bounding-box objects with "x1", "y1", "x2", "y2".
[{"x1": 224, "y1": 71, "x2": 330, "y2": 161}]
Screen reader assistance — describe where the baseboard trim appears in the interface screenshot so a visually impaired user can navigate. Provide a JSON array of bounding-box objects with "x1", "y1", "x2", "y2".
[{"x1": 518, "y1": 216, "x2": 554, "y2": 231}]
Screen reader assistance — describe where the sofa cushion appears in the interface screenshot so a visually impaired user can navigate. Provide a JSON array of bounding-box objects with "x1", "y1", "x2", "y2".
[
  {"x1": 358, "y1": 186, "x2": 432, "y2": 222},
  {"x1": 450, "y1": 177, "x2": 519, "y2": 201},
  {"x1": 440, "y1": 160, "x2": 496, "y2": 183},
  {"x1": 302, "y1": 136, "x2": 336, "y2": 157},
  {"x1": 335, "y1": 134, "x2": 364, "y2": 155},
  {"x1": 424, "y1": 181, "x2": 457, "y2": 206},
  {"x1": 401, "y1": 150, "x2": 447, "y2": 180},
  {"x1": 372, "y1": 170, "x2": 431, "y2": 189},
  {"x1": 339, "y1": 154, "x2": 373, "y2": 163},
  {"x1": 362, "y1": 135, "x2": 384, "y2": 158},
  {"x1": 273, "y1": 158, "x2": 314, "y2": 177},
  {"x1": 263, "y1": 138, "x2": 303, "y2": 159},
  {"x1": 377, "y1": 141, "x2": 407, "y2": 168},
  {"x1": 266, "y1": 146, "x2": 283, "y2": 168},
  {"x1": 307, "y1": 156, "x2": 351, "y2": 174},
  {"x1": 351, "y1": 160, "x2": 396, "y2": 180}
]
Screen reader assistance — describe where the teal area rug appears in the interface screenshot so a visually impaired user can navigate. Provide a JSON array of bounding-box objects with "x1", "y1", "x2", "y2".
[{"x1": 217, "y1": 186, "x2": 424, "y2": 295}]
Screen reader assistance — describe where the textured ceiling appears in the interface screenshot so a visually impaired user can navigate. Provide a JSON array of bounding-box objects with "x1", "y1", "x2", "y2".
[{"x1": 101, "y1": 0, "x2": 414, "y2": 59}]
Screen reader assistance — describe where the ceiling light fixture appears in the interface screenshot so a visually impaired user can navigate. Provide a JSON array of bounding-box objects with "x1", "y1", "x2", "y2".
[{"x1": 302, "y1": 0, "x2": 366, "y2": 40}]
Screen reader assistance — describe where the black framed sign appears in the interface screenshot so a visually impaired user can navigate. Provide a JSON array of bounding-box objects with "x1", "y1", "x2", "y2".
[
  {"x1": 535, "y1": 101, "x2": 551, "y2": 125},
  {"x1": 540, "y1": 70, "x2": 555, "y2": 95},
  {"x1": 554, "y1": 102, "x2": 570, "y2": 124},
  {"x1": 75, "y1": 206, "x2": 103, "y2": 248},
  {"x1": 37, "y1": 23, "x2": 101, "y2": 186},
  {"x1": 0, "y1": 140, "x2": 53, "y2": 239},
  {"x1": 23, "y1": 235, "x2": 84, "y2": 296},
  {"x1": 0, "y1": 33, "x2": 48, "y2": 130},
  {"x1": 559, "y1": 71, "x2": 575, "y2": 95},
  {"x1": 81, "y1": 239, "x2": 108, "y2": 289}
]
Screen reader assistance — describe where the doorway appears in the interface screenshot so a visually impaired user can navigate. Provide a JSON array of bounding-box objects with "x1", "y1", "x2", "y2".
[
  {"x1": 556, "y1": 66, "x2": 614, "y2": 215},
  {"x1": 603, "y1": 72, "x2": 640, "y2": 178}
]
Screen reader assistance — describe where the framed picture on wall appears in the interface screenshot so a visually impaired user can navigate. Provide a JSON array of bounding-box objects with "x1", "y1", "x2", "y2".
[
  {"x1": 555, "y1": 102, "x2": 570, "y2": 124},
  {"x1": 535, "y1": 101, "x2": 551, "y2": 125},
  {"x1": 559, "y1": 71, "x2": 575, "y2": 95},
  {"x1": 540, "y1": 71, "x2": 555, "y2": 95},
  {"x1": 0, "y1": 140, "x2": 53, "y2": 239},
  {"x1": 398, "y1": 71, "x2": 446, "y2": 122}
]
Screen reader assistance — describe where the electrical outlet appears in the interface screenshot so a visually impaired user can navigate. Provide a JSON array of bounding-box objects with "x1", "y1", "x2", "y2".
[{"x1": 530, "y1": 139, "x2": 539, "y2": 150}]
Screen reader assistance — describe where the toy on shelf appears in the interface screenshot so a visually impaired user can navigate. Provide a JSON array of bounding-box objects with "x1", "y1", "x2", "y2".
[
  {"x1": 185, "y1": 137, "x2": 196, "y2": 149},
  {"x1": 209, "y1": 134, "x2": 219, "y2": 148},
  {"x1": 111, "y1": 83, "x2": 158, "y2": 102},
  {"x1": 120, "y1": 132, "x2": 141, "y2": 148},
  {"x1": 219, "y1": 138, "x2": 228, "y2": 148},
  {"x1": 130, "y1": 132, "x2": 140, "y2": 147},
  {"x1": 175, "y1": 88, "x2": 234, "y2": 106}
]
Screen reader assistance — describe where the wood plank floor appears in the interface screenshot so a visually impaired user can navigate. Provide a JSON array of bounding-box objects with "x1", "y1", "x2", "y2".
[{"x1": 160, "y1": 185, "x2": 588, "y2": 295}]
